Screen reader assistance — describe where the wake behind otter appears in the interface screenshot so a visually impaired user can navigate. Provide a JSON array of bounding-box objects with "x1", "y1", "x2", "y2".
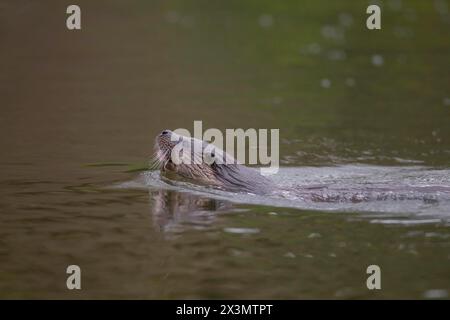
[{"x1": 132, "y1": 165, "x2": 450, "y2": 219}]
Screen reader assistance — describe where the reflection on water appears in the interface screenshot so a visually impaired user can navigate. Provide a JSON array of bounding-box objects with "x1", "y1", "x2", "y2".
[
  {"x1": 0, "y1": 0, "x2": 449, "y2": 298},
  {"x1": 151, "y1": 189, "x2": 231, "y2": 234}
]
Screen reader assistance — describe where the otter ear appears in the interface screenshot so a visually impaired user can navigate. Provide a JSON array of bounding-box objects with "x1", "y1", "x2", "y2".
[{"x1": 204, "y1": 137, "x2": 213, "y2": 144}]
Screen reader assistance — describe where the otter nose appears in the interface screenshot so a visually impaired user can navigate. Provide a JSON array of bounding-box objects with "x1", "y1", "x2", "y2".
[{"x1": 160, "y1": 130, "x2": 171, "y2": 136}]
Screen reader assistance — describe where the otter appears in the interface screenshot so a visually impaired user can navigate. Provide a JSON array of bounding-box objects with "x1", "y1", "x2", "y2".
[{"x1": 153, "y1": 130, "x2": 275, "y2": 195}]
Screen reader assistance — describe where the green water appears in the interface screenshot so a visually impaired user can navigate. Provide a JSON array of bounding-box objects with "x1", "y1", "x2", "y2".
[{"x1": 0, "y1": 0, "x2": 449, "y2": 299}]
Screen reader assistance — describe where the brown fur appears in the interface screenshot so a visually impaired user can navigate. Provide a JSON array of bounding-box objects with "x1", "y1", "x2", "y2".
[{"x1": 153, "y1": 130, "x2": 274, "y2": 194}]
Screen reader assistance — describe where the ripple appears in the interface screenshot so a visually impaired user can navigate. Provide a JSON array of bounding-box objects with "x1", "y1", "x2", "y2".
[
  {"x1": 369, "y1": 218, "x2": 443, "y2": 225},
  {"x1": 223, "y1": 227, "x2": 260, "y2": 235},
  {"x1": 423, "y1": 289, "x2": 448, "y2": 299}
]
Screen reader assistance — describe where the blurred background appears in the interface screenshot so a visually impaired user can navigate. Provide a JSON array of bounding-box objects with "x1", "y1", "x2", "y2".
[{"x1": 0, "y1": 0, "x2": 449, "y2": 299}]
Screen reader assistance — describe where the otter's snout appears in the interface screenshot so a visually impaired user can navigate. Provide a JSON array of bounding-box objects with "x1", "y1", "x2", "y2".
[{"x1": 159, "y1": 129, "x2": 172, "y2": 137}]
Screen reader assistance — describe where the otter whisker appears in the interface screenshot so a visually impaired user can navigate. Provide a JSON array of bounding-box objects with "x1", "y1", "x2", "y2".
[
  {"x1": 150, "y1": 150, "x2": 165, "y2": 169},
  {"x1": 150, "y1": 146, "x2": 172, "y2": 170}
]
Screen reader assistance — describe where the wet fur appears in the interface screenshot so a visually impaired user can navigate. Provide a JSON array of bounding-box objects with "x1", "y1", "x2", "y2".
[{"x1": 153, "y1": 130, "x2": 274, "y2": 194}]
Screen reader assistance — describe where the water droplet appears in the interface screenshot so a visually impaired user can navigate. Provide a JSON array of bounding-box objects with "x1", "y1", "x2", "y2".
[
  {"x1": 306, "y1": 43, "x2": 321, "y2": 55},
  {"x1": 321, "y1": 25, "x2": 345, "y2": 41},
  {"x1": 258, "y1": 14, "x2": 273, "y2": 28},
  {"x1": 321, "y1": 78, "x2": 331, "y2": 88},
  {"x1": 371, "y1": 54, "x2": 384, "y2": 67},
  {"x1": 308, "y1": 233, "x2": 322, "y2": 239},
  {"x1": 284, "y1": 252, "x2": 296, "y2": 258},
  {"x1": 272, "y1": 96, "x2": 283, "y2": 105},
  {"x1": 345, "y1": 77, "x2": 356, "y2": 87}
]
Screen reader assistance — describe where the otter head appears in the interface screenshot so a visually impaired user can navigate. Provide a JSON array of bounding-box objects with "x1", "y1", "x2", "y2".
[
  {"x1": 153, "y1": 129, "x2": 273, "y2": 194},
  {"x1": 154, "y1": 130, "x2": 222, "y2": 185},
  {"x1": 154, "y1": 130, "x2": 180, "y2": 172}
]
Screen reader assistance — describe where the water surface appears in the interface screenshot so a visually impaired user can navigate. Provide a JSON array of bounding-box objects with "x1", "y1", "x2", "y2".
[{"x1": 0, "y1": 0, "x2": 449, "y2": 299}]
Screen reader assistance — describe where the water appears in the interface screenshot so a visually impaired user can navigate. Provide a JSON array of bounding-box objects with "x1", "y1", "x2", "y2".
[
  {"x1": 131, "y1": 165, "x2": 450, "y2": 218},
  {"x1": 0, "y1": 0, "x2": 449, "y2": 299}
]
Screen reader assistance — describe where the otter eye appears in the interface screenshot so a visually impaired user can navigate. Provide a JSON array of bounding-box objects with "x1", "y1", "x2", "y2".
[
  {"x1": 161, "y1": 130, "x2": 170, "y2": 136},
  {"x1": 211, "y1": 151, "x2": 215, "y2": 158}
]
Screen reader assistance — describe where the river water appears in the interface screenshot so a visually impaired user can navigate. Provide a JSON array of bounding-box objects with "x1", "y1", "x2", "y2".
[{"x1": 0, "y1": 0, "x2": 449, "y2": 298}]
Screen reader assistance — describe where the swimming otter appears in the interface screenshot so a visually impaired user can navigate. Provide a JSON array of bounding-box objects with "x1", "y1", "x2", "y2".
[{"x1": 153, "y1": 130, "x2": 275, "y2": 195}]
